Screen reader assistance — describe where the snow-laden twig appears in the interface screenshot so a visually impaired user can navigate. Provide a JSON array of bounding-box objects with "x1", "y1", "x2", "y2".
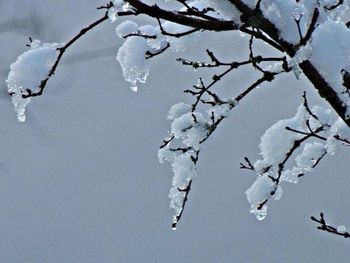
[
  {"x1": 22, "y1": 8, "x2": 135, "y2": 98},
  {"x1": 244, "y1": 93, "x2": 350, "y2": 220},
  {"x1": 160, "y1": 47, "x2": 282, "y2": 228},
  {"x1": 7, "y1": 4, "x2": 136, "y2": 121}
]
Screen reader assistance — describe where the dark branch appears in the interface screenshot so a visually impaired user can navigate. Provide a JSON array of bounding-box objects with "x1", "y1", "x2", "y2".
[
  {"x1": 333, "y1": 135, "x2": 350, "y2": 146},
  {"x1": 227, "y1": 0, "x2": 350, "y2": 127},
  {"x1": 240, "y1": 157, "x2": 254, "y2": 170},
  {"x1": 324, "y1": 0, "x2": 344, "y2": 10},
  {"x1": 21, "y1": 8, "x2": 136, "y2": 98},
  {"x1": 122, "y1": 31, "x2": 157, "y2": 39},
  {"x1": 311, "y1": 212, "x2": 350, "y2": 238},
  {"x1": 156, "y1": 18, "x2": 200, "y2": 38},
  {"x1": 145, "y1": 42, "x2": 170, "y2": 59},
  {"x1": 168, "y1": 69, "x2": 281, "y2": 227},
  {"x1": 172, "y1": 180, "x2": 192, "y2": 229},
  {"x1": 303, "y1": 91, "x2": 319, "y2": 120},
  {"x1": 297, "y1": 7, "x2": 319, "y2": 47},
  {"x1": 126, "y1": 0, "x2": 238, "y2": 31},
  {"x1": 97, "y1": 1, "x2": 113, "y2": 10}
]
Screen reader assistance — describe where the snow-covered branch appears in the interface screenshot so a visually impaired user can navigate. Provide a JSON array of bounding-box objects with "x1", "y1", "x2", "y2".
[
  {"x1": 159, "y1": 46, "x2": 282, "y2": 227},
  {"x1": 123, "y1": 0, "x2": 350, "y2": 128},
  {"x1": 244, "y1": 93, "x2": 350, "y2": 220},
  {"x1": 7, "y1": 4, "x2": 136, "y2": 121},
  {"x1": 5, "y1": 0, "x2": 350, "y2": 236}
]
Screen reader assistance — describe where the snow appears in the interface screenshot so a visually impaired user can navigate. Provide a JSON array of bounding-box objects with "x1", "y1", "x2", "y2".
[
  {"x1": 168, "y1": 103, "x2": 192, "y2": 120},
  {"x1": 326, "y1": 118, "x2": 350, "y2": 154},
  {"x1": 261, "y1": 0, "x2": 302, "y2": 43},
  {"x1": 68, "y1": 0, "x2": 350, "y2": 228},
  {"x1": 115, "y1": 21, "x2": 186, "y2": 91},
  {"x1": 161, "y1": 21, "x2": 194, "y2": 52},
  {"x1": 108, "y1": 8, "x2": 118, "y2": 23},
  {"x1": 7, "y1": 0, "x2": 350, "y2": 229},
  {"x1": 248, "y1": 103, "x2": 311, "y2": 219},
  {"x1": 116, "y1": 35, "x2": 151, "y2": 92},
  {"x1": 115, "y1": 1, "x2": 241, "y2": 89},
  {"x1": 169, "y1": 151, "x2": 197, "y2": 225},
  {"x1": 158, "y1": 145, "x2": 177, "y2": 164},
  {"x1": 95, "y1": 0, "x2": 350, "y2": 235},
  {"x1": 253, "y1": 105, "x2": 307, "y2": 173},
  {"x1": 9, "y1": 88, "x2": 31, "y2": 123},
  {"x1": 207, "y1": 103, "x2": 232, "y2": 118},
  {"x1": 295, "y1": 142, "x2": 326, "y2": 170},
  {"x1": 319, "y1": 0, "x2": 349, "y2": 22},
  {"x1": 161, "y1": 91, "x2": 240, "y2": 222},
  {"x1": 243, "y1": 0, "x2": 350, "y2": 119},
  {"x1": 189, "y1": 0, "x2": 241, "y2": 23},
  {"x1": 288, "y1": 45, "x2": 313, "y2": 79},
  {"x1": 112, "y1": 0, "x2": 350, "y2": 122},
  {"x1": 337, "y1": 225, "x2": 347, "y2": 233},
  {"x1": 6, "y1": 40, "x2": 61, "y2": 122},
  {"x1": 263, "y1": 62, "x2": 285, "y2": 74},
  {"x1": 246, "y1": 175, "x2": 275, "y2": 207},
  {"x1": 115, "y1": 20, "x2": 139, "y2": 37},
  {"x1": 109, "y1": 1, "x2": 134, "y2": 22},
  {"x1": 308, "y1": 20, "x2": 350, "y2": 119},
  {"x1": 308, "y1": 105, "x2": 335, "y2": 130},
  {"x1": 273, "y1": 186, "x2": 283, "y2": 200},
  {"x1": 170, "y1": 112, "x2": 208, "y2": 150},
  {"x1": 246, "y1": 102, "x2": 348, "y2": 219},
  {"x1": 171, "y1": 152, "x2": 196, "y2": 189},
  {"x1": 160, "y1": 105, "x2": 209, "y2": 222},
  {"x1": 246, "y1": 175, "x2": 275, "y2": 220},
  {"x1": 116, "y1": 21, "x2": 163, "y2": 91}
]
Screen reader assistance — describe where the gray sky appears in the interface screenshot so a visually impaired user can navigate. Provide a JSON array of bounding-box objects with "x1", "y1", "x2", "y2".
[{"x1": 0, "y1": 1, "x2": 349, "y2": 262}]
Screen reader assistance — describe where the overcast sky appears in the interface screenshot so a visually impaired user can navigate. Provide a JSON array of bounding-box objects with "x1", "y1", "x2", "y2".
[{"x1": 0, "y1": 1, "x2": 349, "y2": 262}]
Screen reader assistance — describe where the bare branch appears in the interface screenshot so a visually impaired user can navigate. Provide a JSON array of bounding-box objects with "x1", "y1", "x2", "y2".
[
  {"x1": 303, "y1": 91, "x2": 319, "y2": 120},
  {"x1": 122, "y1": 31, "x2": 157, "y2": 39},
  {"x1": 333, "y1": 135, "x2": 350, "y2": 146},
  {"x1": 97, "y1": 1, "x2": 113, "y2": 10},
  {"x1": 240, "y1": 157, "x2": 254, "y2": 170},
  {"x1": 297, "y1": 7, "x2": 319, "y2": 47},
  {"x1": 311, "y1": 213, "x2": 350, "y2": 238}
]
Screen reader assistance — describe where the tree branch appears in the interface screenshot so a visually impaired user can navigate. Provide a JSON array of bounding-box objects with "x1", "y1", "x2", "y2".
[
  {"x1": 227, "y1": 0, "x2": 350, "y2": 128},
  {"x1": 172, "y1": 180, "x2": 192, "y2": 230},
  {"x1": 311, "y1": 212, "x2": 350, "y2": 238},
  {"x1": 126, "y1": 0, "x2": 238, "y2": 31},
  {"x1": 22, "y1": 8, "x2": 136, "y2": 98}
]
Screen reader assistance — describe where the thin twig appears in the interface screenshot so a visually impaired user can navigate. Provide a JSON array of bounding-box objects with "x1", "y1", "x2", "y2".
[
  {"x1": 22, "y1": 8, "x2": 136, "y2": 98},
  {"x1": 172, "y1": 180, "x2": 192, "y2": 229},
  {"x1": 311, "y1": 212, "x2": 350, "y2": 238},
  {"x1": 145, "y1": 42, "x2": 170, "y2": 59}
]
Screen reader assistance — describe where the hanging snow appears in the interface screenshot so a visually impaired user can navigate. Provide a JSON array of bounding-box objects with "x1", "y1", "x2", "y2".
[{"x1": 6, "y1": 40, "x2": 61, "y2": 122}]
